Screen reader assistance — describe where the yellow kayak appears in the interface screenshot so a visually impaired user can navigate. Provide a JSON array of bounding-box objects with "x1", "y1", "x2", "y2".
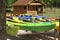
[
  {"x1": 39, "y1": 18, "x2": 46, "y2": 22},
  {"x1": 55, "y1": 22, "x2": 59, "y2": 30},
  {"x1": 6, "y1": 17, "x2": 23, "y2": 23}
]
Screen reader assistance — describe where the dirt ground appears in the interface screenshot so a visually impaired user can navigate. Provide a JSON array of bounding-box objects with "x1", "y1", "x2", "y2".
[{"x1": 7, "y1": 30, "x2": 58, "y2": 40}]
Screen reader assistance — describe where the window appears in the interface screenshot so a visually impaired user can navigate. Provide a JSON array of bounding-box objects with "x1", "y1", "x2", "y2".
[{"x1": 24, "y1": 6, "x2": 26, "y2": 10}]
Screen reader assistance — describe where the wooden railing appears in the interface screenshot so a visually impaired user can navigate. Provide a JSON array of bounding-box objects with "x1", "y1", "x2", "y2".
[{"x1": 27, "y1": 11, "x2": 37, "y2": 16}]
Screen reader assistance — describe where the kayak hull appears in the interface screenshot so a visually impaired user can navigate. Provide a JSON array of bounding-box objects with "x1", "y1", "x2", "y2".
[{"x1": 6, "y1": 21, "x2": 56, "y2": 32}]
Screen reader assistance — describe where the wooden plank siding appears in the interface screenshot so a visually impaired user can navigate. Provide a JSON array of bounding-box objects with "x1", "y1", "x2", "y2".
[
  {"x1": 13, "y1": 5, "x2": 37, "y2": 15},
  {"x1": 13, "y1": 6, "x2": 27, "y2": 15},
  {"x1": 28, "y1": 5, "x2": 36, "y2": 11}
]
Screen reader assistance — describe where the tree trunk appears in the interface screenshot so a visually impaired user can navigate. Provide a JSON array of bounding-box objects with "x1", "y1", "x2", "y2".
[{"x1": 0, "y1": 0, "x2": 7, "y2": 40}]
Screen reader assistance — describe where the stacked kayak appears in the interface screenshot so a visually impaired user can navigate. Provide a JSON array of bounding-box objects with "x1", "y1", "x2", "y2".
[
  {"x1": 51, "y1": 20, "x2": 59, "y2": 30},
  {"x1": 6, "y1": 16, "x2": 56, "y2": 36},
  {"x1": 6, "y1": 21, "x2": 56, "y2": 32},
  {"x1": 55, "y1": 22, "x2": 59, "y2": 30},
  {"x1": 48, "y1": 18, "x2": 59, "y2": 30},
  {"x1": 20, "y1": 22, "x2": 55, "y2": 32}
]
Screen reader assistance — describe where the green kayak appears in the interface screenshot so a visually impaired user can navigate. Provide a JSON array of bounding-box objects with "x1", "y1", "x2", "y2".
[
  {"x1": 6, "y1": 21, "x2": 56, "y2": 32},
  {"x1": 20, "y1": 22, "x2": 55, "y2": 32}
]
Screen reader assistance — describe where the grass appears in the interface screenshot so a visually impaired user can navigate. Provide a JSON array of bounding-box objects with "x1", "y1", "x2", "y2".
[{"x1": 44, "y1": 8, "x2": 60, "y2": 18}]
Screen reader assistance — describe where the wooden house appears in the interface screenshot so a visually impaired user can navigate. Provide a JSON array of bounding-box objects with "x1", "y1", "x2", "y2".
[{"x1": 13, "y1": 0, "x2": 46, "y2": 16}]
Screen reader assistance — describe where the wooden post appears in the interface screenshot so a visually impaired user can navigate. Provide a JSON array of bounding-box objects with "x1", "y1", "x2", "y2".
[
  {"x1": 0, "y1": 0, "x2": 7, "y2": 40},
  {"x1": 27, "y1": 6, "x2": 28, "y2": 14},
  {"x1": 41, "y1": 6, "x2": 44, "y2": 16}
]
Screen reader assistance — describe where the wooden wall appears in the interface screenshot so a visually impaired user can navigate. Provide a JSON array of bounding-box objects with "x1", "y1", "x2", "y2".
[
  {"x1": 28, "y1": 5, "x2": 36, "y2": 11},
  {"x1": 13, "y1": 5, "x2": 37, "y2": 16},
  {"x1": 13, "y1": 6, "x2": 26, "y2": 15}
]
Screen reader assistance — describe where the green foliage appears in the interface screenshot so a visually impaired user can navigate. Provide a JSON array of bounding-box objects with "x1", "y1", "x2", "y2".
[
  {"x1": 42, "y1": 0, "x2": 60, "y2": 7},
  {"x1": 5, "y1": 0, "x2": 17, "y2": 13},
  {"x1": 5, "y1": 0, "x2": 17, "y2": 5},
  {"x1": 43, "y1": 0, "x2": 54, "y2": 7}
]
